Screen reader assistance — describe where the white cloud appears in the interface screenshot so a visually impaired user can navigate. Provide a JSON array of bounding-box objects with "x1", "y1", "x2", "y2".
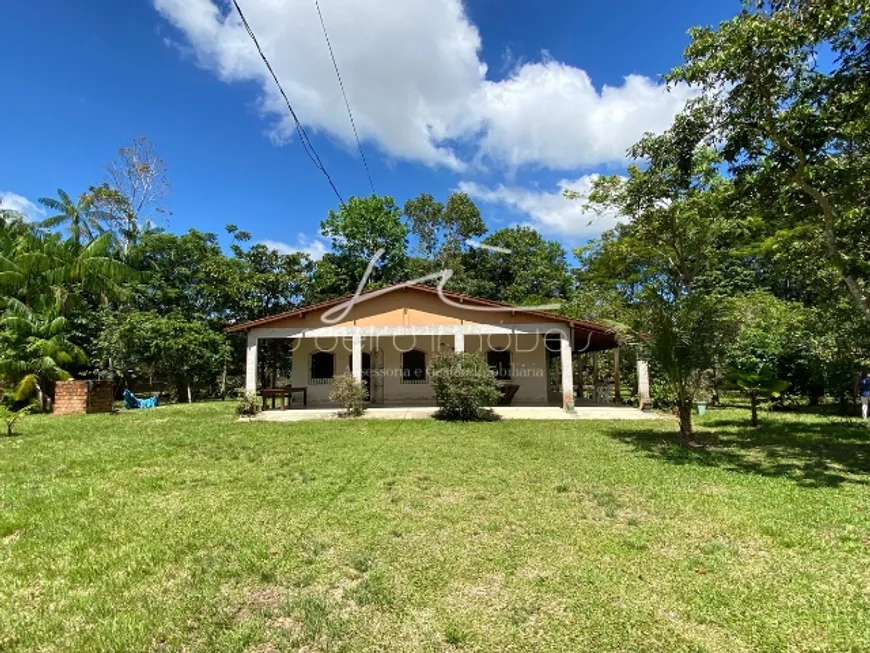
[
  {"x1": 471, "y1": 65, "x2": 696, "y2": 169},
  {"x1": 0, "y1": 192, "x2": 44, "y2": 220},
  {"x1": 152, "y1": 0, "x2": 692, "y2": 171},
  {"x1": 153, "y1": 0, "x2": 481, "y2": 170},
  {"x1": 458, "y1": 176, "x2": 624, "y2": 240},
  {"x1": 260, "y1": 234, "x2": 329, "y2": 260}
]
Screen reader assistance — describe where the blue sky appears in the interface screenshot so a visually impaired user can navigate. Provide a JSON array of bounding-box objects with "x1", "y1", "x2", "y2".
[{"x1": 1, "y1": 0, "x2": 738, "y2": 258}]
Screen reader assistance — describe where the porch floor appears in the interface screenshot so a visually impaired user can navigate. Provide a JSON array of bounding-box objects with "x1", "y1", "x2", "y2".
[{"x1": 251, "y1": 404, "x2": 659, "y2": 422}]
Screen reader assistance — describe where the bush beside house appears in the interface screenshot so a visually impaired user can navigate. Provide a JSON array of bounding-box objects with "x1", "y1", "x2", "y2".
[{"x1": 431, "y1": 351, "x2": 501, "y2": 421}]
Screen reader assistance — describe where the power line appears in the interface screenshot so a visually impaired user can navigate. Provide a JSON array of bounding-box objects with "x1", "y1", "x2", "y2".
[
  {"x1": 231, "y1": 0, "x2": 345, "y2": 206},
  {"x1": 314, "y1": 0, "x2": 376, "y2": 195}
]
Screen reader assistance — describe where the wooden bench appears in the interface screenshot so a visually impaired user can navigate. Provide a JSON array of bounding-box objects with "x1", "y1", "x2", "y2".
[{"x1": 261, "y1": 387, "x2": 308, "y2": 410}]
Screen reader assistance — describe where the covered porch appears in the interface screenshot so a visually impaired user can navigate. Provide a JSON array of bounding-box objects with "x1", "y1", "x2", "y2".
[
  {"x1": 245, "y1": 327, "x2": 651, "y2": 411},
  {"x1": 246, "y1": 327, "x2": 577, "y2": 409}
]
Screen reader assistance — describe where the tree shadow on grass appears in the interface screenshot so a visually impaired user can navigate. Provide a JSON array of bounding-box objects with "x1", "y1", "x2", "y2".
[{"x1": 609, "y1": 416, "x2": 870, "y2": 488}]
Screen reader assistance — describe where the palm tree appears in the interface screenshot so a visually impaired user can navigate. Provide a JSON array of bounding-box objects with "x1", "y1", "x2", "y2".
[
  {"x1": 0, "y1": 229, "x2": 136, "y2": 313},
  {"x1": 0, "y1": 298, "x2": 87, "y2": 410},
  {"x1": 48, "y1": 232, "x2": 137, "y2": 311},
  {"x1": 38, "y1": 189, "x2": 108, "y2": 248},
  {"x1": 0, "y1": 229, "x2": 53, "y2": 309}
]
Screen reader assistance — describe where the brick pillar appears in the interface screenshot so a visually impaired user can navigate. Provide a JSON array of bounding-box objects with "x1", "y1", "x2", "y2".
[
  {"x1": 86, "y1": 381, "x2": 115, "y2": 414},
  {"x1": 54, "y1": 381, "x2": 89, "y2": 415},
  {"x1": 54, "y1": 380, "x2": 115, "y2": 415}
]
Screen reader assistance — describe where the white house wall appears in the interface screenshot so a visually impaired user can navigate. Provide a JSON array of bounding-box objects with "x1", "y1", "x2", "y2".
[
  {"x1": 285, "y1": 333, "x2": 551, "y2": 407},
  {"x1": 464, "y1": 333, "x2": 549, "y2": 404}
]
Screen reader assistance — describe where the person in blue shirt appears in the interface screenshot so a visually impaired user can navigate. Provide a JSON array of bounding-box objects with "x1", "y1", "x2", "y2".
[{"x1": 858, "y1": 371, "x2": 870, "y2": 420}]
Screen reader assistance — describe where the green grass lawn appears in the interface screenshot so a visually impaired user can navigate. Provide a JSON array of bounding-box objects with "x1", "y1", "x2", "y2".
[{"x1": 2, "y1": 404, "x2": 869, "y2": 652}]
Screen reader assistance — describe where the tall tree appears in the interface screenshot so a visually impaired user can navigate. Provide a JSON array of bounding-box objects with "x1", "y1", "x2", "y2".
[
  {"x1": 582, "y1": 117, "x2": 732, "y2": 440},
  {"x1": 403, "y1": 192, "x2": 486, "y2": 285},
  {"x1": 225, "y1": 226, "x2": 312, "y2": 322},
  {"x1": 462, "y1": 226, "x2": 573, "y2": 305},
  {"x1": 667, "y1": 0, "x2": 870, "y2": 320},
  {"x1": 38, "y1": 189, "x2": 107, "y2": 248},
  {"x1": 309, "y1": 195, "x2": 408, "y2": 301},
  {"x1": 125, "y1": 229, "x2": 229, "y2": 320},
  {"x1": 86, "y1": 136, "x2": 171, "y2": 250}
]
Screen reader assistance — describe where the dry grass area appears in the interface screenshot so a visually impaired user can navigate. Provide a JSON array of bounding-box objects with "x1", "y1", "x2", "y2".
[{"x1": 1, "y1": 403, "x2": 869, "y2": 651}]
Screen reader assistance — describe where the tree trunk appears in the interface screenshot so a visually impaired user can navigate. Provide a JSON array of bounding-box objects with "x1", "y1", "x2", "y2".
[
  {"x1": 187, "y1": 382, "x2": 192, "y2": 404},
  {"x1": 613, "y1": 349, "x2": 621, "y2": 404},
  {"x1": 35, "y1": 382, "x2": 46, "y2": 413},
  {"x1": 678, "y1": 400, "x2": 694, "y2": 442},
  {"x1": 766, "y1": 125, "x2": 870, "y2": 322},
  {"x1": 750, "y1": 394, "x2": 759, "y2": 428}
]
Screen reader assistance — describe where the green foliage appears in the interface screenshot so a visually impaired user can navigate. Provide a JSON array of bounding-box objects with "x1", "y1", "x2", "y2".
[
  {"x1": 461, "y1": 226, "x2": 573, "y2": 304},
  {"x1": 329, "y1": 374, "x2": 367, "y2": 418},
  {"x1": 430, "y1": 350, "x2": 501, "y2": 421},
  {"x1": 311, "y1": 195, "x2": 408, "y2": 301},
  {"x1": 726, "y1": 367, "x2": 791, "y2": 427},
  {"x1": 38, "y1": 188, "x2": 109, "y2": 248},
  {"x1": 581, "y1": 124, "x2": 732, "y2": 439},
  {"x1": 0, "y1": 403, "x2": 31, "y2": 437},
  {"x1": 226, "y1": 227, "x2": 312, "y2": 322},
  {"x1": 722, "y1": 292, "x2": 809, "y2": 375},
  {"x1": 667, "y1": 0, "x2": 870, "y2": 321},
  {"x1": 0, "y1": 299, "x2": 87, "y2": 409},
  {"x1": 403, "y1": 191, "x2": 485, "y2": 286},
  {"x1": 94, "y1": 311, "x2": 230, "y2": 402},
  {"x1": 235, "y1": 392, "x2": 261, "y2": 418},
  {"x1": 726, "y1": 369, "x2": 790, "y2": 398}
]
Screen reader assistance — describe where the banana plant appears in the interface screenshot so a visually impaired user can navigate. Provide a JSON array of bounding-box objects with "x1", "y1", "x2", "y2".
[{"x1": 0, "y1": 298, "x2": 87, "y2": 411}]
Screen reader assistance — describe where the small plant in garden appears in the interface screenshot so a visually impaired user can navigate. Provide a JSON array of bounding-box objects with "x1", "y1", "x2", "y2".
[
  {"x1": 235, "y1": 392, "x2": 261, "y2": 418},
  {"x1": 330, "y1": 374, "x2": 367, "y2": 417},
  {"x1": 726, "y1": 367, "x2": 789, "y2": 428},
  {"x1": 0, "y1": 404, "x2": 31, "y2": 437},
  {"x1": 430, "y1": 350, "x2": 501, "y2": 421}
]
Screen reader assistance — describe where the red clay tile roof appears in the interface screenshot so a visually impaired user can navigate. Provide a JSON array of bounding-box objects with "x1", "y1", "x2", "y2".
[{"x1": 224, "y1": 283, "x2": 618, "y2": 350}]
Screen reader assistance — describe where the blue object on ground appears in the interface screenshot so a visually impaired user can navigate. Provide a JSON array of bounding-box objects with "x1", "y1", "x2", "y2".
[{"x1": 124, "y1": 389, "x2": 159, "y2": 409}]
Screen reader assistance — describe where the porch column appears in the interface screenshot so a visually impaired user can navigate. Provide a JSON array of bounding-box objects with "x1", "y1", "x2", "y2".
[
  {"x1": 613, "y1": 348, "x2": 621, "y2": 403},
  {"x1": 352, "y1": 332, "x2": 363, "y2": 384},
  {"x1": 560, "y1": 331, "x2": 574, "y2": 411},
  {"x1": 637, "y1": 359, "x2": 650, "y2": 410},
  {"x1": 454, "y1": 333, "x2": 465, "y2": 352},
  {"x1": 245, "y1": 331, "x2": 258, "y2": 395}
]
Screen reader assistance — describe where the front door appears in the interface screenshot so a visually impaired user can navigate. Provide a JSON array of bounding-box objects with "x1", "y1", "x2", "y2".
[
  {"x1": 544, "y1": 333, "x2": 565, "y2": 406},
  {"x1": 546, "y1": 349, "x2": 562, "y2": 406}
]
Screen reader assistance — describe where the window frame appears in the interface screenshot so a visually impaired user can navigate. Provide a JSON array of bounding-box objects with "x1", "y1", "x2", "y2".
[
  {"x1": 309, "y1": 351, "x2": 335, "y2": 384},
  {"x1": 487, "y1": 348, "x2": 512, "y2": 381},
  {"x1": 401, "y1": 349, "x2": 427, "y2": 384}
]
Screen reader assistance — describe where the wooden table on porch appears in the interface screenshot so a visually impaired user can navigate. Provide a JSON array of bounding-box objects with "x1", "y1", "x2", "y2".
[{"x1": 261, "y1": 387, "x2": 308, "y2": 410}]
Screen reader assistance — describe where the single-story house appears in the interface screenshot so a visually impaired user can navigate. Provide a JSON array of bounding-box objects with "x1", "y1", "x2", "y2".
[{"x1": 226, "y1": 284, "x2": 649, "y2": 410}]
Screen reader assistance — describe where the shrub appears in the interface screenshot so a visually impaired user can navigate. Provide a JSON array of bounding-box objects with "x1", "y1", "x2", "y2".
[
  {"x1": 330, "y1": 374, "x2": 367, "y2": 417},
  {"x1": 430, "y1": 350, "x2": 501, "y2": 421},
  {"x1": 0, "y1": 404, "x2": 31, "y2": 437},
  {"x1": 725, "y1": 367, "x2": 790, "y2": 427},
  {"x1": 235, "y1": 392, "x2": 261, "y2": 418}
]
